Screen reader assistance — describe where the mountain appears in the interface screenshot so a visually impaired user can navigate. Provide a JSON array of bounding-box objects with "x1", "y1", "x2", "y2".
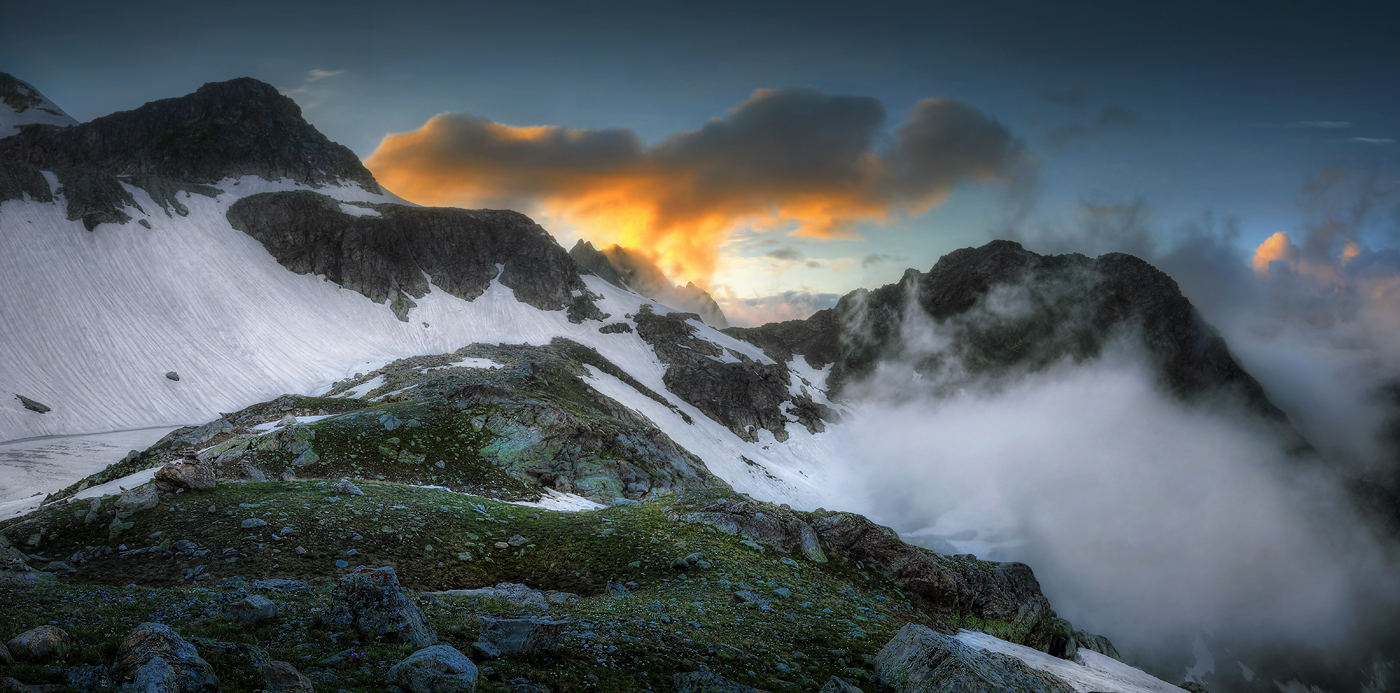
[
  {"x1": 569, "y1": 240, "x2": 729, "y2": 328},
  {"x1": 0, "y1": 75, "x2": 1375, "y2": 693},
  {"x1": 0, "y1": 73, "x2": 78, "y2": 137}
]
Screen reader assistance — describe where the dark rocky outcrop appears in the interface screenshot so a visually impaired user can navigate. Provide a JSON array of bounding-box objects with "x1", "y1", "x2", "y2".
[
  {"x1": 227, "y1": 191, "x2": 600, "y2": 320},
  {"x1": 633, "y1": 304, "x2": 828, "y2": 442},
  {"x1": 321, "y1": 566, "x2": 438, "y2": 648},
  {"x1": 570, "y1": 240, "x2": 729, "y2": 327},
  {"x1": 14, "y1": 395, "x2": 50, "y2": 414},
  {"x1": 472, "y1": 616, "x2": 568, "y2": 658},
  {"x1": 110, "y1": 622, "x2": 219, "y2": 692},
  {"x1": 0, "y1": 160, "x2": 52, "y2": 204},
  {"x1": 386, "y1": 645, "x2": 479, "y2": 693},
  {"x1": 0, "y1": 77, "x2": 377, "y2": 190},
  {"x1": 726, "y1": 241, "x2": 1295, "y2": 431},
  {"x1": 813, "y1": 511, "x2": 1058, "y2": 651},
  {"x1": 874, "y1": 624, "x2": 1076, "y2": 693},
  {"x1": 0, "y1": 73, "x2": 48, "y2": 114}
]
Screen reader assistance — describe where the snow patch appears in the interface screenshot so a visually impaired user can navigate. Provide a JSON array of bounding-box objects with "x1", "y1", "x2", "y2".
[
  {"x1": 338, "y1": 202, "x2": 381, "y2": 217},
  {"x1": 448, "y1": 357, "x2": 503, "y2": 370},
  {"x1": 511, "y1": 488, "x2": 606, "y2": 512},
  {"x1": 338, "y1": 376, "x2": 386, "y2": 400},
  {"x1": 251, "y1": 415, "x2": 334, "y2": 432},
  {"x1": 956, "y1": 630, "x2": 1187, "y2": 693}
]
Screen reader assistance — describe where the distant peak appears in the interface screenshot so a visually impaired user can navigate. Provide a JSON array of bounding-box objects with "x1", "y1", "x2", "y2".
[{"x1": 0, "y1": 72, "x2": 79, "y2": 138}]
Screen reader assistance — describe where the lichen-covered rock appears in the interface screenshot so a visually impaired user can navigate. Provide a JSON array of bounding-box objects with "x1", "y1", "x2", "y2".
[
  {"x1": 261, "y1": 661, "x2": 313, "y2": 691},
  {"x1": 385, "y1": 645, "x2": 477, "y2": 693},
  {"x1": 471, "y1": 617, "x2": 567, "y2": 658},
  {"x1": 1073, "y1": 630, "x2": 1121, "y2": 660},
  {"x1": 874, "y1": 624, "x2": 1076, "y2": 693},
  {"x1": 321, "y1": 566, "x2": 437, "y2": 648},
  {"x1": 0, "y1": 640, "x2": 10, "y2": 665},
  {"x1": 154, "y1": 460, "x2": 216, "y2": 492},
  {"x1": 6, "y1": 625, "x2": 72, "y2": 662},
  {"x1": 114, "y1": 483, "x2": 159, "y2": 515},
  {"x1": 63, "y1": 664, "x2": 113, "y2": 692},
  {"x1": 225, "y1": 595, "x2": 278, "y2": 626},
  {"x1": 814, "y1": 512, "x2": 1058, "y2": 651},
  {"x1": 820, "y1": 677, "x2": 865, "y2": 693},
  {"x1": 110, "y1": 622, "x2": 218, "y2": 692},
  {"x1": 678, "y1": 498, "x2": 827, "y2": 563}
]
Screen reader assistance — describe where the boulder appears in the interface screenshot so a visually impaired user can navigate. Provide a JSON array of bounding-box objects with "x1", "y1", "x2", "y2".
[
  {"x1": 261, "y1": 661, "x2": 313, "y2": 691},
  {"x1": 672, "y1": 671, "x2": 759, "y2": 692},
  {"x1": 332, "y1": 480, "x2": 364, "y2": 496},
  {"x1": 320, "y1": 566, "x2": 437, "y2": 648},
  {"x1": 225, "y1": 595, "x2": 278, "y2": 626},
  {"x1": 15, "y1": 395, "x2": 50, "y2": 414},
  {"x1": 251, "y1": 578, "x2": 310, "y2": 594},
  {"x1": 471, "y1": 617, "x2": 567, "y2": 658},
  {"x1": 6, "y1": 625, "x2": 73, "y2": 662},
  {"x1": 385, "y1": 645, "x2": 478, "y2": 693},
  {"x1": 815, "y1": 512, "x2": 1058, "y2": 651},
  {"x1": 154, "y1": 460, "x2": 216, "y2": 492},
  {"x1": 1073, "y1": 630, "x2": 1120, "y2": 660},
  {"x1": 165, "y1": 372, "x2": 180, "y2": 381},
  {"x1": 1047, "y1": 618, "x2": 1077, "y2": 660},
  {"x1": 64, "y1": 664, "x2": 113, "y2": 692},
  {"x1": 0, "y1": 640, "x2": 11, "y2": 665},
  {"x1": 874, "y1": 624, "x2": 1075, "y2": 693},
  {"x1": 111, "y1": 623, "x2": 218, "y2": 692},
  {"x1": 821, "y1": 677, "x2": 865, "y2": 693},
  {"x1": 114, "y1": 483, "x2": 159, "y2": 515},
  {"x1": 0, "y1": 677, "x2": 65, "y2": 692}
]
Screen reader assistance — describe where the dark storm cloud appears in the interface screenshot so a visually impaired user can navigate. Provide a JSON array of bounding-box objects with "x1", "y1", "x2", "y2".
[{"x1": 366, "y1": 87, "x2": 1023, "y2": 283}]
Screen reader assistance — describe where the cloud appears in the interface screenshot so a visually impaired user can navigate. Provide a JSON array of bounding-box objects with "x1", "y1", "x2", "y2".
[
  {"x1": 718, "y1": 290, "x2": 842, "y2": 327},
  {"x1": 1284, "y1": 120, "x2": 1353, "y2": 129},
  {"x1": 861, "y1": 252, "x2": 897, "y2": 267},
  {"x1": 365, "y1": 88, "x2": 1024, "y2": 285},
  {"x1": 280, "y1": 69, "x2": 346, "y2": 109},
  {"x1": 307, "y1": 69, "x2": 345, "y2": 82},
  {"x1": 764, "y1": 247, "x2": 803, "y2": 261},
  {"x1": 1349, "y1": 137, "x2": 1395, "y2": 144}
]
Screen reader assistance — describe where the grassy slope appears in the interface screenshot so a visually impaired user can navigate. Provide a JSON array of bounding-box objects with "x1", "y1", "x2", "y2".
[{"x1": 1, "y1": 483, "x2": 921, "y2": 692}]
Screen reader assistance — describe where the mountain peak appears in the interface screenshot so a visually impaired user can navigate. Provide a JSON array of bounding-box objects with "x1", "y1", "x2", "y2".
[
  {"x1": 0, "y1": 76, "x2": 378, "y2": 191},
  {"x1": 0, "y1": 72, "x2": 79, "y2": 137}
]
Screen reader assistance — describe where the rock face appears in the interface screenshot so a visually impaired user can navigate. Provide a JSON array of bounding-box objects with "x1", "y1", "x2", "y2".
[
  {"x1": 14, "y1": 394, "x2": 50, "y2": 414},
  {"x1": 0, "y1": 77, "x2": 377, "y2": 191},
  {"x1": 110, "y1": 622, "x2": 219, "y2": 692},
  {"x1": 874, "y1": 624, "x2": 1076, "y2": 693},
  {"x1": 227, "y1": 191, "x2": 600, "y2": 320},
  {"x1": 569, "y1": 240, "x2": 729, "y2": 328},
  {"x1": 1073, "y1": 630, "x2": 1121, "y2": 660},
  {"x1": 386, "y1": 645, "x2": 478, "y2": 693},
  {"x1": 814, "y1": 511, "x2": 1058, "y2": 651},
  {"x1": 261, "y1": 661, "x2": 314, "y2": 691},
  {"x1": 321, "y1": 566, "x2": 438, "y2": 648},
  {"x1": 472, "y1": 616, "x2": 567, "y2": 658},
  {"x1": 226, "y1": 595, "x2": 278, "y2": 626},
  {"x1": 5, "y1": 625, "x2": 72, "y2": 662},
  {"x1": 726, "y1": 241, "x2": 1293, "y2": 427},
  {"x1": 678, "y1": 497, "x2": 828, "y2": 563}
]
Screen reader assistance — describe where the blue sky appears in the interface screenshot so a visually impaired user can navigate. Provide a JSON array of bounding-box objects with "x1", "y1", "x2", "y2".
[{"x1": 5, "y1": 0, "x2": 1397, "y2": 301}]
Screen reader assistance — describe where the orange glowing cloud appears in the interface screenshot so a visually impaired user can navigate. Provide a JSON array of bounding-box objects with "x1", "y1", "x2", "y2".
[
  {"x1": 365, "y1": 88, "x2": 1023, "y2": 285},
  {"x1": 1252, "y1": 232, "x2": 1299, "y2": 277}
]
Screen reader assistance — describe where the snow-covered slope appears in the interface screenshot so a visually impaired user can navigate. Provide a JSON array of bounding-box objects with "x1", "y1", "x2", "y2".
[
  {"x1": 0, "y1": 73, "x2": 78, "y2": 137},
  {"x1": 0, "y1": 174, "x2": 847, "y2": 508},
  {"x1": 957, "y1": 631, "x2": 1186, "y2": 693}
]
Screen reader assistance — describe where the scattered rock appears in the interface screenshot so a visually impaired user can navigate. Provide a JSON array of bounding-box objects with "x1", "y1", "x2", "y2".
[
  {"x1": 114, "y1": 483, "x2": 159, "y2": 515},
  {"x1": 821, "y1": 677, "x2": 864, "y2": 693},
  {"x1": 320, "y1": 566, "x2": 438, "y2": 648},
  {"x1": 14, "y1": 395, "x2": 50, "y2": 414},
  {"x1": 472, "y1": 617, "x2": 567, "y2": 658},
  {"x1": 226, "y1": 595, "x2": 278, "y2": 626},
  {"x1": 111, "y1": 622, "x2": 219, "y2": 692},
  {"x1": 5, "y1": 625, "x2": 73, "y2": 662},
  {"x1": 333, "y1": 480, "x2": 364, "y2": 496},
  {"x1": 261, "y1": 661, "x2": 313, "y2": 691},
  {"x1": 506, "y1": 535, "x2": 527, "y2": 547},
  {"x1": 165, "y1": 371, "x2": 180, "y2": 381},
  {"x1": 729, "y1": 590, "x2": 771, "y2": 610},
  {"x1": 673, "y1": 671, "x2": 760, "y2": 693},
  {"x1": 873, "y1": 624, "x2": 1075, "y2": 693},
  {"x1": 154, "y1": 459, "x2": 216, "y2": 492},
  {"x1": 430, "y1": 583, "x2": 556, "y2": 610},
  {"x1": 252, "y1": 578, "x2": 310, "y2": 594},
  {"x1": 241, "y1": 518, "x2": 268, "y2": 529},
  {"x1": 386, "y1": 645, "x2": 478, "y2": 693}
]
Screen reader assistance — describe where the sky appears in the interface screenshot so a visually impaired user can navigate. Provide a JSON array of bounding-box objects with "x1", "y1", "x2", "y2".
[{"x1": 3, "y1": 0, "x2": 1399, "y2": 313}]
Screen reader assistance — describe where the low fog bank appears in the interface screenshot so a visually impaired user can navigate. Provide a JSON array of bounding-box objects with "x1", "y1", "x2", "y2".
[{"x1": 825, "y1": 343, "x2": 1399, "y2": 690}]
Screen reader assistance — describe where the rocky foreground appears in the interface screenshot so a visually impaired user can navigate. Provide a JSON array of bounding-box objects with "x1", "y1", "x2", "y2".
[{"x1": 0, "y1": 457, "x2": 1174, "y2": 693}]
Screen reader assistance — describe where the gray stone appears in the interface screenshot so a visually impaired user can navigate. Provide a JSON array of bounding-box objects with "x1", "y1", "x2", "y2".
[
  {"x1": 261, "y1": 661, "x2": 313, "y2": 691},
  {"x1": 1048, "y1": 618, "x2": 1076, "y2": 660},
  {"x1": 1073, "y1": 630, "x2": 1121, "y2": 661},
  {"x1": 386, "y1": 645, "x2": 478, "y2": 693},
  {"x1": 874, "y1": 624, "x2": 1075, "y2": 693},
  {"x1": 472, "y1": 617, "x2": 567, "y2": 658},
  {"x1": 111, "y1": 623, "x2": 218, "y2": 692},
  {"x1": 154, "y1": 461, "x2": 216, "y2": 492},
  {"x1": 729, "y1": 590, "x2": 771, "y2": 610},
  {"x1": 276, "y1": 414, "x2": 298, "y2": 428},
  {"x1": 115, "y1": 483, "x2": 159, "y2": 515},
  {"x1": 672, "y1": 671, "x2": 759, "y2": 692},
  {"x1": 821, "y1": 677, "x2": 865, "y2": 693},
  {"x1": 64, "y1": 663, "x2": 113, "y2": 692},
  {"x1": 226, "y1": 595, "x2": 278, "y2": 626},
  {"x1": 333, "y1": 480, "x2": 364, "y2": 496},
  {"x1": 241, "y1": 518, "x2": 268, "y2": 529},
  {"x1": 252, "y1": 579, "x2": 310, "y2": 594},
  {"x1": 165, "y1": 372, "x2": 180, "y2": 381},
  {"x1": 320, "y1": 566, "x2": 437, "y2": 648},
  {"x1": 0, "y1": 640, "x2": 10, "y2": 665},
  {"x1": 6, "y1": 625, "x2": 72, "y2": 662}
]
